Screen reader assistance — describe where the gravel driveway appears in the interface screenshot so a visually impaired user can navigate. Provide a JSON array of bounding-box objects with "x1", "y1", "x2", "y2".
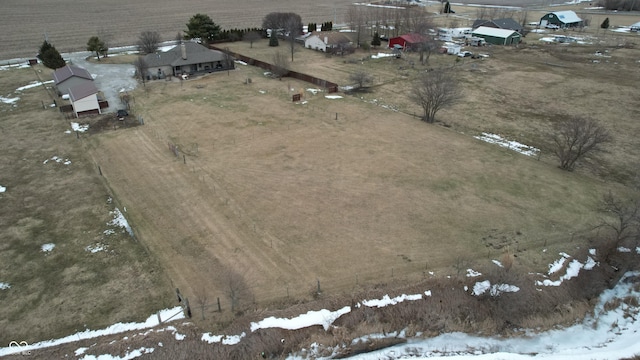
[{"x1": 67, "y1": 50, "x2": 138, "y2": 114}]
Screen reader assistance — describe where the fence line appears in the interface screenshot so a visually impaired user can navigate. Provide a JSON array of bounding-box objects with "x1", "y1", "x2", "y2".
[{"x1": 210, "y1": 46, "x2": 339, "y2": 93}]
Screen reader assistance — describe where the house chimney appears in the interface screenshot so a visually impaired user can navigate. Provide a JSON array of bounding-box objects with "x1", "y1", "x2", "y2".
[{"x1": 181, "y1": 43, "x2": 187, "y2": 60}]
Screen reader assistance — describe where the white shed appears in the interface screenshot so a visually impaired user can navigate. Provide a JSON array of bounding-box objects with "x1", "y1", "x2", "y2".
[{"x1": 68, "y1": 82, "x2": 100, "y2": 118}]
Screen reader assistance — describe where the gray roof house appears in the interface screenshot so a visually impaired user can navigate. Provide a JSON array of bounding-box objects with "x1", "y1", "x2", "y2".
[
  {"x1": 68, "y1": 82, "x2": 101, "y2": 118},
  {"x1": 143, "y1": 42, "x2": 232, "y2": 79},
  {"x1": 53, "y1": 65, "x2": 94, "y2": 96},
  {"x1": 472, "y1": 18, "x2": 524, "y2": 34}
]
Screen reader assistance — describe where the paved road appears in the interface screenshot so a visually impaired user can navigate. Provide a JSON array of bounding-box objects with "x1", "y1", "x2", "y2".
[{"x1": 67, "y1": 51, "x2": 138, "y2": 114}]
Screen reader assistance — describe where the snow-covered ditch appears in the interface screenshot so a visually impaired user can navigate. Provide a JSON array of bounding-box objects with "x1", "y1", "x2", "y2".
[{"x1": 474, "y1": 132, "x2": 539, "y2": 157}]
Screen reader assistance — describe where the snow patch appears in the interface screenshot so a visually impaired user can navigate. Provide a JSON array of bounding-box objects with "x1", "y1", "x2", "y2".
[
  {"x1": 201, "y1": 332, "x2": 245, "y2": 345},
  {"x1": 0, "y1": 282, "x2": 10, "y2": 290},
  {"x1": 78, "y1": 346, "x2": 154, "y2": 360},
  {"x1": 474, "y1": 132, "x2": 539, "y2": 157},
  {"x1": 371, "y1": 53, "x2": 396, "y2": 59},
  {"x1": 41, "y1": 243, "x2": 55, "y2": 252},
  {"x1": 71, "y1": 122, "x2": 89, "y2": 132},
  {"x1": 325, "y1": 95, "x2": 343, "y2": 99},
  {"x1": 86, "y1": 243, "x2": 107, "y2": 253},
  {"x1": 251, "y1": 306, "x2": 351, "y2": 332},
  {"x1": 16, "y1": 80, "x2": 53, "y2": 91},
  {"x1": 108, "y1": 208, "x2": 134, "y2": 237},
  {"x1": 618, "y1": 246, "x2": 631, "y2": 253},
  {"x1": 0, "y1": 307, "x2": 183, "y2": 356},
  {"x1": 0, "y1": 95, "x2": 20, "y2": 104},
  {"x1": 361, "y1": 294, "x2": 423, "y2": 308},
  {"x1": 466, "y1": 269, "x2": 482, "y2": 277},
  {"x1": 492, "y1": 260, "x2": 504, "y2": 268},
  {"x1": 0, "y1": 185, "x2": 6, "y2": 193}
]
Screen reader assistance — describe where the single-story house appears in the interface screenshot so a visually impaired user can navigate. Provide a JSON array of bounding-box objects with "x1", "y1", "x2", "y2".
[
  {"x1": 540, "y1": 11, "x2": 583, "y2": 28},
  {"x1": 143, "y1": 42, "x2": 232, "y2": 79},
  {"x1": 472, "y1": 18, "x2": 523, "y2": 34},
  {"x1": 631, "y1": 22, "x2": 640, "y2": 32},
  {"x1": 53, "y1": 65, "x2": 94, "y2": 96},
  {"x1": 304, "y1": 32, "x2": 352, "y2": 53},
  {"x1": 68, "y1": 82, "x2": 101, "y2": 118},
  {"x1": 471, "y1": 26, "x2": 521, "y2": 45},
  {"x1": 389, "y1": 33, "x2": 429, "y2": 50}
]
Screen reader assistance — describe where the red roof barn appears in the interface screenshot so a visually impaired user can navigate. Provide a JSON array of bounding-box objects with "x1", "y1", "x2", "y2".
[{"x1": 388, "y1": 33, "x2": 429, "y2": 51}]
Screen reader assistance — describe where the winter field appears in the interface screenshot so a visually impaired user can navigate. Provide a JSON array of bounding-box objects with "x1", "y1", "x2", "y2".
[{"x1": 2, "y1": 0, "x2": 640, "y2": 359}]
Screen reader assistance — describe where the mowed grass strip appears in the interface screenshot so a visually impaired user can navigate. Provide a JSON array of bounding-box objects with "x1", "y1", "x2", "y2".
[{"x1": 0, "y1": 65, "x2": 172, "y2": 345}]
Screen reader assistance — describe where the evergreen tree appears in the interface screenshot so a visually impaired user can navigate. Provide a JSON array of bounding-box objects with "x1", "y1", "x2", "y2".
[
  {"x1": 444, "y1": 1, "x2": 452, "y2": 13},
  {"x1": 38, "y1": 41, "x2": 65, "y2": 69},
  {"x1": 185, "y1": 13, "x2": 221, "y2": 43},
  {"x1": 37, "y1": 41, "x2": 53, "y2": 61},
  {"x1": 601, "y1": 17, "x2": 610, "y2": 29},
  {"x1": 41, "y1": 45, "x2": 65, "y2": 69},
  {"x1": 269, "y1": 35, "x2": 279, "y2": 46},
  {"x1": 371, "y1": 32, "x2": 381, "y2": 47}
]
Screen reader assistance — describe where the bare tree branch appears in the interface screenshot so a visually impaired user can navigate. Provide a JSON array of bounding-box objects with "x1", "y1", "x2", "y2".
[
  {"x1": 410, "y1": 69, "x2": 462, "y2": 123},
  {"x1": 552, "y1": 116, "x2": 611, "y2": 171}
]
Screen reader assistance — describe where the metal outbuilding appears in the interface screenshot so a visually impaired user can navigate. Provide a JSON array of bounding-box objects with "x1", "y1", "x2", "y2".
[{"x1": 471, "y1": 27, "x2": 521, "y2": 46}]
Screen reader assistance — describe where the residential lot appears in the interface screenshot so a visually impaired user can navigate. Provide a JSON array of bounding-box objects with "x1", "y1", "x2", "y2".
[{"x1": 1, "y1": 0, "x2": 640, "y2": 352}]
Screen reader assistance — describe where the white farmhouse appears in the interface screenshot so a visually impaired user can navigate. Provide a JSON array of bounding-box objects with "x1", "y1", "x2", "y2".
[{"x1": 304, "y1": 31, "x2": 352, "y2": 53}]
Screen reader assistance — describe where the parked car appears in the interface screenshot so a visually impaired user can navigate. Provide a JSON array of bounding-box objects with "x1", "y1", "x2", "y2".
[
  {"x1": 117, "y1": 109, "x2": 129, "y2": 120},
  {"x1": 457, "y1": 51, "x2": 473, "y2": 58}
]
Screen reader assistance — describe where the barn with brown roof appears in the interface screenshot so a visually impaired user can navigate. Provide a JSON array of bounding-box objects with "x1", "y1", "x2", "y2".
[{"x1": 53, "y1": 65, "x2": 94, "y2": 96}]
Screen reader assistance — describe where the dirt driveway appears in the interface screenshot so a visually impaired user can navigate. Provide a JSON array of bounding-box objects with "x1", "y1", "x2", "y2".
[{"x1": 68, "y1": 51, "x2": 138, "y2": 113}]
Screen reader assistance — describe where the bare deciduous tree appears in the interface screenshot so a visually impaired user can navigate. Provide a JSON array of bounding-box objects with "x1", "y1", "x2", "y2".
[
  {"x1": 138, "y1": 31, "x2": 161, "y2": 54},
  {"x1": 418, "y1": 36, "x2": 438, "y2": 65},
  {"x1": 193, "y1": 287, "x2": 209, "y2": 320},
  {"x1": 598, "y1": 191, "x2": 640, "y2": 245},
  {"x1": 271, "y1": 51, "x2": 289, "y2": 79},
  {"x1": 223, "y1": 269, "x2": 253, "y2": 312},
  {"x1": 349, "y1": 70, "x2": 374, "y2": 91},
  {"x1": 552, "y1": 116, "x2": 611, "y2": 171},
  {"x1": 411, "y1": 69, "x2": 461, "y2": 123},
  {"x1": 243, "y1": 31, "x2": 261, "y2": 48},
  {"x1": 284, "y1": 17, "x2": 302, "y2": 61},
  {"x1": 133, "y1": 56, "x2": 149, "y2": 87}
]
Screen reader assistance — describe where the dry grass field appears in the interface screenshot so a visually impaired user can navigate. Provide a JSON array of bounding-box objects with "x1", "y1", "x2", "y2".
[
  {"x1": 83, "y1": 33, "x2": 639, "y2": 325},
  {"x1": 0, "y1": 65, "x2": 172, "y2": 346},
  {"x1": 2, "y1": 0, "x2": 640, "y2": 353}
]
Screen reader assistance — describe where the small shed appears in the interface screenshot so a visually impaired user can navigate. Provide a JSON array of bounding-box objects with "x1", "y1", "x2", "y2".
[
  {"x1": 472, "y1": 26, "x2": 521, "y2": 45},
  {"x1": 540, "y1": 11, "x2": 583, "y2": 28},
  {"x1": 68, "y1": 82, "x2": 101, "y2": 118}
]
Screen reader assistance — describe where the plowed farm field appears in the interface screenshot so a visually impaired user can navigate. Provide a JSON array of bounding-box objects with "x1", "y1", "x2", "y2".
[{"x1": 0, "y1": 0, "x2": 355, "y2": 60}]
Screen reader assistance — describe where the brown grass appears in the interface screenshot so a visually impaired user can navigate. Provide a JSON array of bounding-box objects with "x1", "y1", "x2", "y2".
[{"x1": 3, "y1": 1, "x2": 640, "y2": 353}]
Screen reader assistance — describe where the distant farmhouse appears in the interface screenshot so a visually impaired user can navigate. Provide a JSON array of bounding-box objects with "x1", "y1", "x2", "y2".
[
  {"x1": 472, "y1": 18, "x2": 523, "y2": 34},
  {"x1": 304, "y1": 32, "x2": 352, "y2": 53},
  {"x1": 472, "y1": 27, "x2": 521, "y2": 45},
  {"x1": 143, "y1": 42, "x2": 232, "y2": 79},
  {"x1": 540, "y1": 11, "x2": 583, "y2": 28}
]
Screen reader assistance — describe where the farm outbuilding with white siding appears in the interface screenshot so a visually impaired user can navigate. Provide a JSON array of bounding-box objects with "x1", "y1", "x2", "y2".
[{"x1": 68, "y1": 82, "x2": 101, "y2": 118}]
